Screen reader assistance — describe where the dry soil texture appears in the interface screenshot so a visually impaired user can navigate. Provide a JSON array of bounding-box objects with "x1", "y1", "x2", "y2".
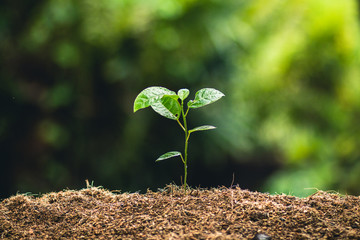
[{"x1": 0, "y1": 185, "x2": 359, "y2": 239}]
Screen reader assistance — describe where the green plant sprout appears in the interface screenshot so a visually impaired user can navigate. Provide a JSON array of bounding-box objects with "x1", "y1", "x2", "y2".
[{"x1": 133, "y1": 87, "x2": 224, "y2": 191}]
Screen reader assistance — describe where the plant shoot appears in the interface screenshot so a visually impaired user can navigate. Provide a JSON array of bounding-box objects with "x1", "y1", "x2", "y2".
[{"x1": 134, "y1": 87, "x2": 224, "y2": 191}]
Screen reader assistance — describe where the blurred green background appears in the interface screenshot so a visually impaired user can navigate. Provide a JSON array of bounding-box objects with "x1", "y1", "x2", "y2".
[{"x1": 1, "y1": 0, "x2": 360, "y2": 198}]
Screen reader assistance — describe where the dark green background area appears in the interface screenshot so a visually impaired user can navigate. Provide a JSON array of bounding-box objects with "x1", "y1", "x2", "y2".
[{"x1": 1, "y1": 0, "x2": 360, "y2": 198}]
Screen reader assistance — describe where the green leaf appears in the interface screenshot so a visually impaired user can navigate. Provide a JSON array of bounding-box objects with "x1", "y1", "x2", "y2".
[
  {"x1": 133, "y1": 86, "x2": 176, "y2": 112},
  {"x1": 151, "y1": 95, "x2": 181, "y2": 120},
  {"x1": 189, "y1": 125, "x2": 216, "y2": 134},
  {"x1": 188, "y1": 88, "x2": 225, "y2": 109},
  {"x1": 177, "y1": 88, "x2": 189, "y2": 100},
  {"x1": 156, "y1": 151, "x2": 182, "y2": 162}
]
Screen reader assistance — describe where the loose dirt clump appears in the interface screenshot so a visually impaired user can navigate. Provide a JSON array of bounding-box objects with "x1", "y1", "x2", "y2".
[{"x1": 0, "y1": 185, "x2": 359, "y2": 239}]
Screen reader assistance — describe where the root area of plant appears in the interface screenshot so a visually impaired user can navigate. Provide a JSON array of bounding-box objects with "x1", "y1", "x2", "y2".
[{"x1": 1, "y1": 185, "x2": 359, "y2": 239}]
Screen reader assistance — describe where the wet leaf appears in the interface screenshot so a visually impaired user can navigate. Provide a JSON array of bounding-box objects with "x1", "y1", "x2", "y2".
[
  {"x1": 189, "y1": 125, "x2": 216, "y2": 134},
  {"x1": 151, "y1": 95, "x2": 181, "y2": 120},
  {"x1": 188, "y1": 88, "x2": 224, "y2": 109},
  {"x1": 133, "y1": 87, "x2": 176, "y2": 112},
  {"x1": 177, "y1": 88, "x2": 189, "y2": 101},
  {"x1": 156, "y1": 151, "x2": 182, "y2": 162}
]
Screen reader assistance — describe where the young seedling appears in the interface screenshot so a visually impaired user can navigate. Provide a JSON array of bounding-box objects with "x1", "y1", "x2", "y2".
[{"x1": 133, "y1": 87, "x2": 224, "y2": 191}]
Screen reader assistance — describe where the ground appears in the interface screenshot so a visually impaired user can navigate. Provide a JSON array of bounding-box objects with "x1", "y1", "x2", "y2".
[{"x1": 0, "y1": 185, "x2": 359, "y2": 239}]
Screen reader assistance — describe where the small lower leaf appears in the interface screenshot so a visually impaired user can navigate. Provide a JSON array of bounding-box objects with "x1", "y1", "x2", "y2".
[
  {"x1": 189, "y1": 125, "x2": 216, "y2": 134},
  {"x1": 156, "y1": 151, "x2": 182, "y2": 162}
]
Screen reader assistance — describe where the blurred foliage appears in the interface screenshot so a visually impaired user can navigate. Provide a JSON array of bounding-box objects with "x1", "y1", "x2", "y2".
[{"x1": 1, "y1": 0, "x2": 360, "y2": 198}]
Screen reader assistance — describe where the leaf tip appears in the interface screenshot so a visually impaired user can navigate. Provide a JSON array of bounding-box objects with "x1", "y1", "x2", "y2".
[{"x1": 133, "y1": 105, "x2": 140, "y2": 113}]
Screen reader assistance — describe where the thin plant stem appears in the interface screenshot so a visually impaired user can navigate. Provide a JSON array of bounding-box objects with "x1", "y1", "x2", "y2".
[
  {"x1": 181, "y1": 101, "x2": 189, "y2": 192},
  {"x1": 184, "y1": 135, "x2": 188, "y2": 192}
]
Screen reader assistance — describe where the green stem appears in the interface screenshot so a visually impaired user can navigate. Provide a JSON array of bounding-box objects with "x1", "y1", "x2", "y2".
[
  {"x1": 184, "y1": 137, "x2": 188, "y2": 192},
  {"x1": 181, "y1": 101, "x2": 189, "y2": 192}
]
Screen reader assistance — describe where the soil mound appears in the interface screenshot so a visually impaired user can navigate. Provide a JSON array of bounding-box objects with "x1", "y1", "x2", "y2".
[{"x1": 1, "y1": 185, "x2": 359, "y2": 239}]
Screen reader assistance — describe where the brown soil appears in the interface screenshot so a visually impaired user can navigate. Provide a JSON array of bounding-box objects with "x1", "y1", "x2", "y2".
[{"x1": 0, "y1": 185, "x2": 359, "y2": 239}]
